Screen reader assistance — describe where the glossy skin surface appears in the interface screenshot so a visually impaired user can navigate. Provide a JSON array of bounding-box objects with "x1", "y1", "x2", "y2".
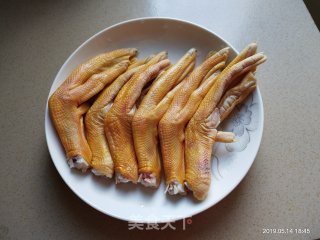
[
  {"x1": 49, "y1": 44, "x2": 266, "y2": 200},
  {"x1": 159, "y1": 48, "x2": 230, "y2": 195},
  {"x1": 48, "y1": 48, "x2": 137, "y2": 171},
  {"x1": 185, "y1": 44, "x2": 267, "y2": 200},
  {"x1": 132, "y1": 49, "x2": 197, "y2": 187},
  {"x1": 105, "y1": 52, "x2": 170, "y2": 183},
  {"x1": 85, "y1": 58, "x2": 149, "y2": 177}
]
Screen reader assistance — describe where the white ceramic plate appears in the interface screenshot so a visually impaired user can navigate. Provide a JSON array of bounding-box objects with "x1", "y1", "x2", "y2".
[{"x1": 45, "y1": 18, "x2": 263, "y2": 223}]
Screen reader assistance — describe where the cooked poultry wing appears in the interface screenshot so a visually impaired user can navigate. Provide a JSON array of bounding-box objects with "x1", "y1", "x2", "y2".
[
  {"x1": 159, "y1": 48, "x2": 231, "y2": 195},
  {"x1": 85, "y1": 57, "x2": 151, "y2": 178},
  {"x1": 185, "y1": 43, "x2": 267, "y2": 200},
  {"x1": 132, "y1": 49, "x2": 197, "y2": 188},
  {"x1": 49, "y1": 48, "x2": 137, "y2": 171},
  {"x1": 105, "y1": 52, "x2": 170, "y2": 183}
]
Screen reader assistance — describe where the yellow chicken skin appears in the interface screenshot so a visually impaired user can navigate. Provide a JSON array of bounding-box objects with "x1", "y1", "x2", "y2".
[
  {"x1": 48, "y1": 48, "x2": 137, "y2": 171},
  {"x1": 159, "y1": 48, "x2": 230, "y2": 195},
  {"x1": 218, "y1": 72, "x2": 257, "y2": 122},
  {"x1": 85, "y1": 58, "x2": 151, "y2": 178},
  {"x1": 105, "y1": 52, "x2": 170, "y2": 183},
  {"x1": 185, "y1": 44, "x2": 267, "y2": 200},
  {"x1": 132, "y1": 49, "x2": 197, "y2": 188}
]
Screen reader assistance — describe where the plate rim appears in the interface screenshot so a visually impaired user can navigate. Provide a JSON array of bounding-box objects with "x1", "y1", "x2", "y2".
[{"x1": 45, "y1": 17, "x2": 264, "y2": 223}]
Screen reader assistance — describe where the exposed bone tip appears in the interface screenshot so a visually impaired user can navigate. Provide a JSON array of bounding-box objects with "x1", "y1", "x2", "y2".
[
  {"x1": 115, "y1": 172, "x2": 131, "y2": 184},
  {"x1": 165, "y1": 181, "x2": 186, "y2": 195},
  {"x1": 138, "y1": 173, "x2": 157, "y2": 188},
  {"x1": 91, "y1": 168, "x2": 112, "y2": 178},
  {"x1": 67, "y1": 156, "x2": 90, "y2": 172}
]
